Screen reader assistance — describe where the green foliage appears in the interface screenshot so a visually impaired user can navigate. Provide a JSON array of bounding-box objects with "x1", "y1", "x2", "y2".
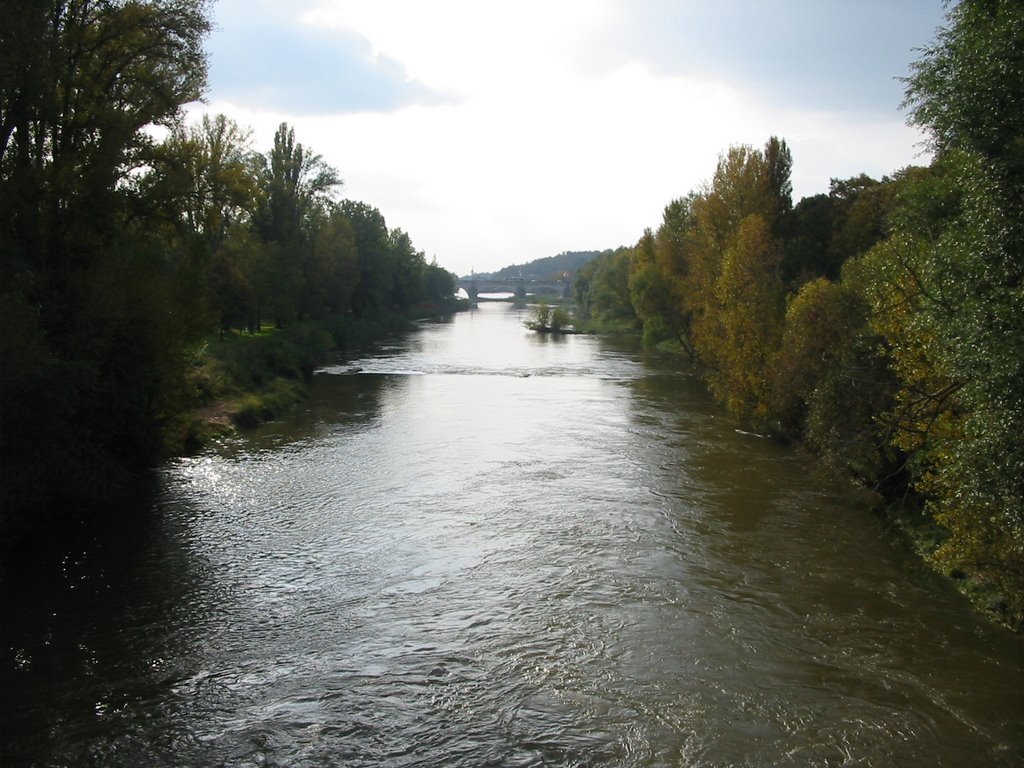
[
  {"x1": 827, "y1": 175, "x2": 897, "y2": 269},
  {"x1": 709, "y1": 214, "x2": 785, "y2": 421},
  {"x1": 477, "y1": 250, "x2": 601, "y2": 281},
  {"x1": 777, "y1": 175, "x2": 898, "y2": 288},
  {"x1": 179, "y1": 326, "x2": 326, "y2": 446},
  {"x1": 525, "y1": 302, "x2": 552, "y2": 332},
  {"x1": 313, "y1": 210, "x2": 360, "y2": 317},
  {"x1": 572, "y1": 247, "x2": 638, "y2": 332},
  {"x1": 628, "y1": 201, "x2": 697, "y2": 355},
  {"x1": 677, "y1": 139, "x2": 794, "y2": 425},
  {"x1": 251, "y1": 123, "x2": 342, "y2": 326},
  {"x1": 628, "y1": 229, "x2": 672, "y2": 346},
  {"x1": 867, "y1": 0, "x2": 1024, "y2": 621},
  {"x1": 778, "y1": 194, "x2": 834, "y2": 284},
  {"x1": 6, "y1": 0, "x2": 1021, "y2": 627},
  {"x1": 806, "y1": 0, "x2": 1024, "y2": 623},
  {"x1": 229, "y1": 378, "x2": 307, "y2": 429},
  {"x1": 549, "y1": 306, "x2": 571, "y2": 333},
  {"x1": 769, "y1": 278, "x2": 855, "y2": 436},
  {"x1": 851, "y1": 147, "x2": 1024, "y2": 621},
  {"x1": 524, "y1": 302, "x2": 572, "y2": 333},
  {"x1": 0, "y1": 0, "x2": 212, "y2": 539},
  {"x1": 423, "y1": 259, "x2": 458, "y2": 303},
  {"x1": 767, "y1": 276, "x2": 900, "y2": 483},
  {"x1": 339, "y1": 199, "x2": 393, "y2": 317},
  {"x1": 151, "y1": 113, "x2": 259, "y2": 253},
  {"x1": 904, "y1": 0, "x2": 1024, "y2": 172}
]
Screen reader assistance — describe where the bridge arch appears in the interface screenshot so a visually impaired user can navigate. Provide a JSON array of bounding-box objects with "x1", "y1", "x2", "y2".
[{"x1": 457, "y1": 277, "x2": 571, "y2": 302}]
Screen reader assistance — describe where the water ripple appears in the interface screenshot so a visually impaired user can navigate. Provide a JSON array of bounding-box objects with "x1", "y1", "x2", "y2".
[{"x1": 4, "y1": 304, "x2": 1022, "y2": 767}]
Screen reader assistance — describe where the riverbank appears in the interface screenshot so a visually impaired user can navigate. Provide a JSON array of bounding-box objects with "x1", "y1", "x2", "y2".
[
  {"x1": 174, "y1": 300, "x2": 468, "y2": 453},
  {"x1": 876, "y1": 495, "x2": 1020, "y2": 631},
  {"x1": 579, "y1": 321, "x2": 1022, "y2": 632}
]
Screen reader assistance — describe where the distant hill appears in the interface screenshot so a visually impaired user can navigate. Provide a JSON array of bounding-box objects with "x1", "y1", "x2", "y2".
[{"x1": 464, "y1": 250, "x2": 608, "y2": 282}]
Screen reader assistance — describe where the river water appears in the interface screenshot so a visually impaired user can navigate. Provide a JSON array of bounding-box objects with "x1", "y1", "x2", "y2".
[{"x1": 2, "y1": 302, "x2": 1022, "y2": 767}]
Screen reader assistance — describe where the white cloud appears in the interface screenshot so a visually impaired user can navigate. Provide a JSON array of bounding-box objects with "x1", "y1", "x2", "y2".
[
  {"x1": 207, "y1": 0, "x2": 447, "y2": 114},
  {"x1": 305, "y1": 0, "x2": 615, "y2": 92},
  {"x1": 201, "y1": 0, "x2": 940, "y2": 277}
]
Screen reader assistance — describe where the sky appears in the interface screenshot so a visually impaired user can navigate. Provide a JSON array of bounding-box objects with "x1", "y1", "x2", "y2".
[{"x1": 195, "y1": 0, "x2": 950, "y2": 278}]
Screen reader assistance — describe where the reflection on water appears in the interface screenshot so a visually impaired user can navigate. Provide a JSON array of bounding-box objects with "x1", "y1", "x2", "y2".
[{"x1": 3, "y1": 303, "x2": 1023, "y2": 767}]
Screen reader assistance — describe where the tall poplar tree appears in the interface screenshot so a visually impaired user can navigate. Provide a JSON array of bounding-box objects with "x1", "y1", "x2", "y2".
[
  {"x1": 687, "y1": 137, "x2": 792, "y2": 424},
  {"x1": 252, "y1": 123, "x2": 342, "y2": 326}
]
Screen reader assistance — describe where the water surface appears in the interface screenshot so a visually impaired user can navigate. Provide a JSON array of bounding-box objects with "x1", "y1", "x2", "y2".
[{"x1": 3, "y1": 303, "x2": 1022, "y2": 767}]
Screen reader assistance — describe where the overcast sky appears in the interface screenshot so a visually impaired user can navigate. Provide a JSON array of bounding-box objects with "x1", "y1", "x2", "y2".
[{"x1": 196, "y1": 0, "x2": 949, "y2": 277}]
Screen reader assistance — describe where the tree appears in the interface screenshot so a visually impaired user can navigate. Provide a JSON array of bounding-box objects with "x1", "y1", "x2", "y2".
[
  {"x1": 904, "y1": 0, "x2": 1024, "y2": 180},
  {"x1": 388, "y1": 228, "x2": 426, "y2": 309},
  {"x1": 629, "y1": 199, "x2": 698, "y2": 355},
  {"x1": 711, "y1": 214, "x2": 785, "y2": 421},
  {"x1": 0, "y1": 0, "x2": 212, "y2": 538},
  {"x1": 154, "y1": 114, "x2": 259, "y2": 253},
  {"x1": 572, "y1": 248, "x2": 637, "y2": 330},
  {"x1": 780, "y1": 193, "x2": 834, "y2": 285},
  {"x1": 691, "y1": 137, "x2": 793, "y2": 254},
  {"x1": 340, "y1": 200, "x2": 394, "y2": 318},
  {"x1": 423, "y1": 259, "x2": 457, "y2": 303},
  {"x1": 524, "y1": 301, "x2": 571, "y2": 333},
  {"x1": 313, "y1": 209, "x2": 360, "y2": 316},
  {"x1": 525, "y1": 302, "x2": 551, "y2": 332},
  {"x1": 766, "y1": 277, "x2": 898, "y2": 486},
  {"x1": 145, "y1": 113, "x2": 260, "y2": 332},
  {"x1": 1, "y1": 0, "x2": 209, "y2": 301},
  {"x1": 869, "y1": 0, "x2": 1024, "y2": 620},
  {"x1": 629, "y1": 229, "x2": 673, "y2": 346},
  {"x1": 685, "y1": 138, "x2": 793, "y2": 423},
  {"x1": 764, "y1": 135, "x2": 793, "y2": 231},
  {"x1": 828, "y1": 174, "x2": 898, "y2": 271},
  {"x1": 255, "y1": 123, "x2": 341, "y2": 241},
  {"x1": 252, "y1": 123, "x2": 342, "y2": 325}
]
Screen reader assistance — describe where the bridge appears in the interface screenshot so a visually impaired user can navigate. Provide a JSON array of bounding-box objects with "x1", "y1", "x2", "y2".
[{"x1": 457, "y1": 277, "x2": 571, "y2": 302}]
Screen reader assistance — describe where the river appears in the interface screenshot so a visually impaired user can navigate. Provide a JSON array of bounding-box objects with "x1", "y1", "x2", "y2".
[{"x1": 2, "y1": 302, "x2": 1022, "y2": 767}]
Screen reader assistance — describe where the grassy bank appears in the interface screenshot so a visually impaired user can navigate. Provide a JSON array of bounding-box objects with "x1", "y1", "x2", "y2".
[
  {"x1": 174, "y1": 301, "x2": 468, "y2": 452},
  {"x1": 173, "y1": 322, "x2": 333, "y2": 451}
]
